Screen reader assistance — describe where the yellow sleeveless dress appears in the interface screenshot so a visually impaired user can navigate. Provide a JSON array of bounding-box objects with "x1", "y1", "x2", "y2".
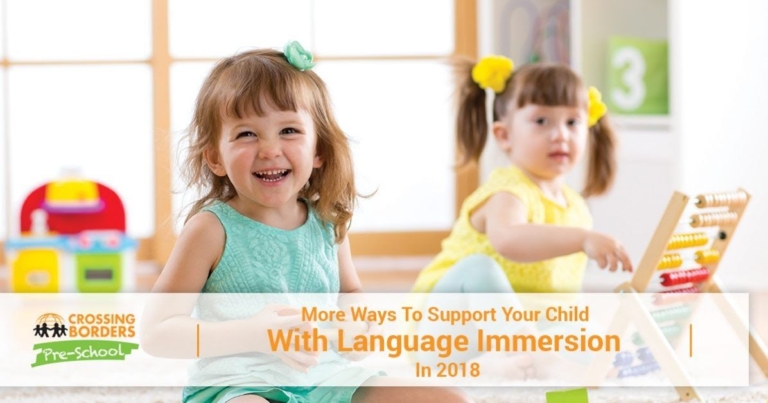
[{"x1": 412, "y1": 165, "x2": 593, "y2": 293}]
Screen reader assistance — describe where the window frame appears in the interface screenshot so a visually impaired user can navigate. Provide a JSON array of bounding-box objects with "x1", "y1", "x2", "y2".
[{"x1": 0, "y1": 0, "x2": 478, "y2": 265}]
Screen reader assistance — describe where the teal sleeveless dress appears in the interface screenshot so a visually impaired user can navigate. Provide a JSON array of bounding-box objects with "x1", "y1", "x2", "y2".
[{"x1": 182, "y1": 201, "x2": 382, "y2": 403}]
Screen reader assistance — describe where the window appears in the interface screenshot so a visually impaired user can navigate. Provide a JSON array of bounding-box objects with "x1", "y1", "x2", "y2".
[
  {"x1": 316, "y1": 60, "x2": 455, "y2": 232},
  {"x1": 0, "y1": 0, "x2": 477, "y2": 264},
  {"x1": 1, "y1": 1, "x2": 153, "y2": 247}
]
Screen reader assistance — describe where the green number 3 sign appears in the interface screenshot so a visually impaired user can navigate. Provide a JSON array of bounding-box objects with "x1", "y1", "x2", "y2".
[{"x1": 607, "y1": 37, "x2": 669, "y2": 115}]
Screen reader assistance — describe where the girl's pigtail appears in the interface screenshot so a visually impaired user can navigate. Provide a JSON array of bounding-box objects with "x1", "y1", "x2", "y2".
[
  {"x1": 454, "y1": 58, "x2": 489, "y2": 165},
  {"x1": 583, "y1": 117, "x2": 617, "y2": 197}
]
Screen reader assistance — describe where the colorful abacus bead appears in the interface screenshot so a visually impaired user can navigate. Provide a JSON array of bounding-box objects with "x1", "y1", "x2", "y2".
[
  {"x1": 667, "y1": 232, "x2": 709, "y2": 250},
  {"x1": 657, "y1": 254, "x2": 683, "y2": 270},
  {"x1": 632, "y1": 323, "x2": 682, "y2": 345},
  {"x1": 652, "y1": 286, "x2": 700, "y2": 305},
  {"x1": 661, "y1": 323, "x2": 683, "y2": 338},
  {"x1": 659, "y1": 267, "x2": 710, "y2": 287},
  {"x1": 694, "y1": 249, "x2": 720, "y2": 264},
  {"x1": 661, "y1": 285, "x2": 700, "y2": 294},
  {"x1": 690, "y1": 211, "x2": 738, "y2": 228},
  {"x1": 650, "y1": 305, "x2": 692, "y2": 323},
  {"x1": 695, "y1": 191, "x2": 748, "y2": 208}
]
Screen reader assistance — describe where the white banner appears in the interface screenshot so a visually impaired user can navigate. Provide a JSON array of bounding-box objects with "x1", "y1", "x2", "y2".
[{"x1": 0, "y1": 292, "x2": 751, "y2": 387}]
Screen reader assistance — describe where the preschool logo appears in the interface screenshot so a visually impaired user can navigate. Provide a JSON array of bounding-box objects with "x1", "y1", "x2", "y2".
[
  {"x1": 31, "y1": 312, "x2": 140, "y2": 368},
  {"x1": 34, "y1": 313, "x2": 68, "y2": 338}
]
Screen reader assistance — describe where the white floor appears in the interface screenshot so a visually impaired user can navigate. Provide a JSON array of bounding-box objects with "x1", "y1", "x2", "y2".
[{"x1": 1, "y1": 384, "x2": 767, "y2": 402}]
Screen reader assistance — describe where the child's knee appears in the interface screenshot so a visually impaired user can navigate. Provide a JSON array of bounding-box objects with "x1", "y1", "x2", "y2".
[
  {"x1": 459, "y1": 255, "x2": 510, "y2": 293},
  {"x1": 458, "y1": 254, "x2": 498, "y2": 270},
  {"x1": 432, "y1": 254, "x2": 512, "y2": 293}
]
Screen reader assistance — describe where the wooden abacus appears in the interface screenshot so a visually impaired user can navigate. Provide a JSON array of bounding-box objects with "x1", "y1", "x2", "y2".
[{"x1": 584, "y1": 189, "x2": 768, "y2": 402}]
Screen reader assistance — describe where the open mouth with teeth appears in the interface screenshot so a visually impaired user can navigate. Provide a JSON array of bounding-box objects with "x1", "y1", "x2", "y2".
[{"x1": 253, "y1": 169, "x2": 291, "y2": 182}]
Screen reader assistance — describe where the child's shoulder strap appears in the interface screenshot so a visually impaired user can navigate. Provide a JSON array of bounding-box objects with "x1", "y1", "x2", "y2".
[
  {"x1": 303, "y1": 199, "x2": 336, "y2": 247},
  {"x1": 200, "y1": 201, "x2": 226, "y2": 218},
  {"x1": 199, "y1": 201, "x2": 237, "y2": 234}
]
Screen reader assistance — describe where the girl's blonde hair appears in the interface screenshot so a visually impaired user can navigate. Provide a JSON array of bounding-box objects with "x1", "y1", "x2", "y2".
[
  {"x1": 181, "y1": 48, "x2": 356, "y2": 242},
  {"x1": 456, "y1": 59, "x2": 617, "y2": 197}
]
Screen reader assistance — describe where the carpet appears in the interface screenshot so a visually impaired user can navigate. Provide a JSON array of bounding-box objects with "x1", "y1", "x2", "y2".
[{"x1": 1, "y1": 384, "x2": 767, "y2": 402}]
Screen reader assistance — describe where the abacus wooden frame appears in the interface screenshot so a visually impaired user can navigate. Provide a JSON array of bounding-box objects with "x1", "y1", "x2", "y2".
[{"x1": 583, "y1": 189, "x2": 768, "y2": 402}]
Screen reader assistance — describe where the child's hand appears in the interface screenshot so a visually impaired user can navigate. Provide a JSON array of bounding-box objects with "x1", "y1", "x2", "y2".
[
  {"x1": 334, "y1": 320, "x2": 381, "y2": 362},
  {"x1": 582, "y1": 231, "x2": 633, "y2": 272},
  {"x1": 251, "y1": 305, "x2": 320, "y2": 373}
]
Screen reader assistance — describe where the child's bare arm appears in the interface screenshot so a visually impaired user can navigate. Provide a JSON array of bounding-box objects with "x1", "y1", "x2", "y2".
[
  {"x1": 152, "y1": 212, "x2": 222, "y2": 294},
  {"x1": 483, "y1": 192, "x2": 632, "y2": 271},
  {"x1": 335, "y1": 235, "x2": 379, "y2": 361},
  {"x1": 142, "y1": 212, "x2": 261, "y2": 358},
  {"x1": 338, "y1": 236, "x2": 363, "y2": 294},
  {"x1": 337, "y1": 235, "x2": 372, "y2": 326},
  {"x1": 141, "y1": 213, "x2": 314, "y2": 370}
]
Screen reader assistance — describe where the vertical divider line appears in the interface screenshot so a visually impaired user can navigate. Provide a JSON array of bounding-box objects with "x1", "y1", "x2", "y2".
[{"x1": 689, "y1": 324, "x2": 692, "y2": 357}]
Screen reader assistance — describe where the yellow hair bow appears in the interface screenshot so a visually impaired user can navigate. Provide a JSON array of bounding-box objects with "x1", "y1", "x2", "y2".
[
  {"x1": 472, "y1": 55, "x2": 514, "y2": 93},
  {"x1": 587, "y1": 86, "x2": 607, "y2": 127}
]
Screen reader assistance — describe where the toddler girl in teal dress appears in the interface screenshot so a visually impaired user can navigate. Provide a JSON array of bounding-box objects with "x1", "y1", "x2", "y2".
[{"x1": 144, "y1": 42, "x2": 471, "y2": 403}]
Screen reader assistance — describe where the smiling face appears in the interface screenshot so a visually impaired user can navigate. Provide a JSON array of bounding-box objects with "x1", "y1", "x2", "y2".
[
  {"x1": 205, "y1": 102, "x2": 323, "y2": 212},
  {"x1": 494, "y1": 103, "x2": 588, "y2": 182}
]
